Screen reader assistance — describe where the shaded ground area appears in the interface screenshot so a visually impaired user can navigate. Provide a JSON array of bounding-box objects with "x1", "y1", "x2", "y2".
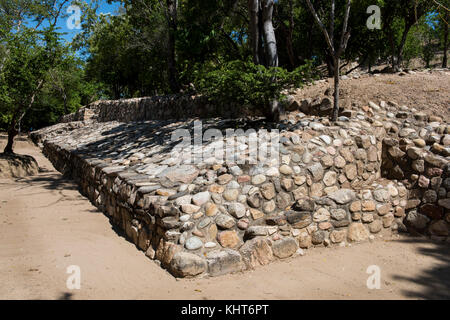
[
  {"x1": 0, "y1": 134, "x2": 39, "y2": 179},
  {"x1": 293, "y1": 70, "x2": 450, "y2": 122},
  {"x1": 0, "y1": 139, "x2": 449, "y2": 300}
]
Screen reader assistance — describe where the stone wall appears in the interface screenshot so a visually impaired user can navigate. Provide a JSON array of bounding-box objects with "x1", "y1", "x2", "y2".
[
  {"x1": 60, "y1": 95, "x2": 251, "y2": 123},
  {"x1": 31, "y1": 97, "x2": 450, "y2": 278},
  {"x1": 380, "y1": 113, "x2": 450, "y2": 239}
]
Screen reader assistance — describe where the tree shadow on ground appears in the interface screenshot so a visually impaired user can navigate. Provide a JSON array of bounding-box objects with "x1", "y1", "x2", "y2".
[
  {"x1": 13, "y1": 173, "x2": 80, "y2": 192},
  {"x1": 76, "y1": 117, "x2": 284, "y2": 165},
  {"x1": 392, "y1": 237, "x2": 450, "y2": 300},
  {"x1": 58, "y1": 292, "x2": 73, "y2": 300}
]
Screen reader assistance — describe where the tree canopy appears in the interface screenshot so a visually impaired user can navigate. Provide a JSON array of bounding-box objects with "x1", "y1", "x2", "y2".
[{"x1": 1, "y1": 0, "x2": 448, "y2": 152}]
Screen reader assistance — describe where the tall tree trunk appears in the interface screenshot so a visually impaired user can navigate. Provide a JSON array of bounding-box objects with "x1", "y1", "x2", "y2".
[
  {"x1": 248, "y1": 0, "x2": 261, "y2": 65},
  {"x1": 443, "y1": 12, "x2": 449, "y2": 68},
  {"x1": 166, "y1": 0, "x2": 180, "y2": 93},
  {"x1": 387, "y1": 28, "x2": 398, "y2": 71},
  {"x1": 285, "y1": 0, "x2": 296, "y2": 69},
  {"x1": 248, "y1": 0, "x2": 280, "y2": 121},
  {"x1": 262, "y1": 0, "x2": 280, "y2": 121},
  {"x1": 326, "y1": 54, "x2": 335, "y2": 77},
  {"x1": 332, "y1": 57, "x2": 340, "y2": 122},
  {"x1": 306, "y1": 0, "x2": 350, "y2": 121},
  {"x1": 396, "y1": 23, "x2": 413, "y2": 70},
  {"x1": 262, "y1": 0, "x2": 278, "y2": 67}
]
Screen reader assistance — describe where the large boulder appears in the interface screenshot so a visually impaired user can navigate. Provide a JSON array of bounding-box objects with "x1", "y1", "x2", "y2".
[{"x1": 169, "y1": 252, "x2": 207, "y2": 277}]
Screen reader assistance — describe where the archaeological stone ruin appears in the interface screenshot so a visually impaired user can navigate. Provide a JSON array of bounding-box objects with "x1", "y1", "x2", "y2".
[{"x1": 31, "y1": 93, "x2": 450, "y2": 278}]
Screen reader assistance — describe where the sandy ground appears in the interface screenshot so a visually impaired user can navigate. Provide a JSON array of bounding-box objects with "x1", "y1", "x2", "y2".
[
  {"x1": 293, "y1": 70, "x2": 450, "y2": 122},
  {"x1": 0, "y1": 139, "x2": 449, "y2": 300}
]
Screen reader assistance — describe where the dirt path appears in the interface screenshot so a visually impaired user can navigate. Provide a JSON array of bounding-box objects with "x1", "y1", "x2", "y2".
[{"x1": 0, "y1": 140, "x2": 449, "y2": 300}]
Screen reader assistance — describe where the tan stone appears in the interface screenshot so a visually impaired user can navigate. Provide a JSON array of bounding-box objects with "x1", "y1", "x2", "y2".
[
  {"x1": 319, "y1": 222, "x2": 332, "y2": 230},
  {"x1": 297, "y1": 232, "x2": 312, "y2": 248},
  {"x1": 345, "y1": 164, "x2": 358, "y2": 181},
  {"x1": 350, "y1": 201, "x2": 361, "y2": 212},
  {"x1": 262, "y1": 200, "x2": 276, "y2": 213},
  {"x1": 250, "y1": 208, "x2": 264, "y2": 220},
  {"x1": 205, "y1": 202, "x2": 218, "y2": 216},
  {"x1": 239, "y1": 237, "x2": 274, "y2": 269},
  {"x1": 155, "y1": 239, "x2": 182, "y2": 267},
  {"x1": 362, "y1": 200, "x2": 376, "y2": 212},
  {"x1": 205, "y1": 223, "x2": 218, "y2": 241},
  {"x1": 394, "y1": 206, "x2": 405, "y2": 217},
  {"x1": 376, "y1": 203, "x2": 392, "y2": 216},
  {"x1": 310, "y1": 183, "x2": 323, "y2": 197},
  {"x1": 323, "y1": 171, "x2": 337, "y2": 186},
  {"x1": 209, "y1": 185, "x2": 224, "y2": 194},
  {"x1": 294, "y1": 175, "x2": 306, "y2": 185},
  {"x1": 334, "y1": 156, "x2": 346, "y2": 168},
  {"x1": 321, "y1": 155, "x2": 334, "y2": 167},
  {"x1": 223, "y1": 189, "x2": 239, "y2": 201},
  {"x1": 280, "y1": 165, "x2": 293, "y2": 175},
  {"x1": 217, "y1": 231, "x2": 242, "y2": 249},
  {"x1": 217, "y1": 174, "x2": 233, "y2": 185},
  {"x1": 330, "y1": 230, "x2": 346, "y2": 243},
  {"x1": 382, "y1": 213, "x2": 395, "y2": 228},
  {"x1": 293, "y1": 186, "x2": 308, "y2": 200},
  {"x1": 340, "y1": 148, "x2": 355, "y2": 162},
  {"x1": 369, "y1": 220, "x2": 382, "y2": 233},
  {"x1": 261, "y1": 183, "x2": 276, "y2": 200},
  {"x1": 347, "y1": 223, "x2": 370, "y2": 242}
]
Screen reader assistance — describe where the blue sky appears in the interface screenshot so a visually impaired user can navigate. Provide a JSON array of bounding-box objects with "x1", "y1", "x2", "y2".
[{"x1": 55, "y1": 1, "x2": 122, "y2": 43}]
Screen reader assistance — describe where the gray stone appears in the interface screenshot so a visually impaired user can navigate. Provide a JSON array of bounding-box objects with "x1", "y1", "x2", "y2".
[
  {"x1": 206, "y1": 249, "x2": 243, "y2": 276},
  {"x1": 330, "y1": 208, "x2": 347, "y2": 221},
  {"x1": 246, "y1": 226, "x2": 270, "y2": 237},
  {"x1": 185, "y1": 236, "x2": 203, "y2": 250},
  {"x1": 227, "y1": 202, "x2": 246, "y2": 218},
  {"x1": 311, "y1": 230, "x2": 326, "y2": 244},
  {"x1": 276, "y1": 192, "x2": 291, "y2": 209},
  {"x1": 285, "y1": 211, "x2": 313, "y2": 229},
  {"x1": 272, "y1": 237, "x2": 298, "y2": 259},
  {"x1": 308, "y1": 163, "x2": 324, "y2": 182},
  {"x1": 261, "y1": 183, "x2": 276, "y2": 200},
  {"x1": 373, "y1": 189, "x2": 390, "y2": 202},
  {"x1": 293, "y1": 198, "x2": 315, "y2": 212},
  {"x1": 198, "y1": 217, "x2": 212, "y2": 229},
  {"x1": 215, "y1": 214, "x2": 235, "y2": 229},
  {"x1": 328, "y1": 189, "x2": 356, "y2": 204},
  {"x1": 170, "y1": 252, "x2": 206, "y2": 277},
  {"x1": 192, "y1": 191, "x2": 211, "y2": 206},
  {"x1": 223, "y1": 189, "x2": 239, "y2": 201},
  {"x1": 247, "y1": 193, "x2": 261, "y2": 208},
  {"x1": 239, "y1": 237, "x2": 274, "y2": 269},
  {"x1": 252, "y1": 174, "x2": 266, "y2": 185},
  {"x1": 229, "y1": 165, "x2": 243, "y2": 176},
  {"x1": 405, "y1": 211, "x2": 430, "y2": 229}
]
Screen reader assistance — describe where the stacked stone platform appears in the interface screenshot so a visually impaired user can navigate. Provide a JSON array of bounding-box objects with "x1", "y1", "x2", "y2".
[{"x1": 31, "y1": 98, "x2": 450, "y2": 278}]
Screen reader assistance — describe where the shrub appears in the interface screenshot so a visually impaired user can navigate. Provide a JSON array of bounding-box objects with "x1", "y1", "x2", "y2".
[{"x1": 192, "y1": 59, "x2": 316, "y2": 116}]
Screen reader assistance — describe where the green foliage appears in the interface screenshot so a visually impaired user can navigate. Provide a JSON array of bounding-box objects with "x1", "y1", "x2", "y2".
[
  {"x1": 0, "y1": 0, "x2": 444, "y2": 133},
  {"x1": 0, "y1": 0, "x2": 102, "y2": 133},
  {"x1": 193, "y1": 59, "x2": 316, "y2": 112}
]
